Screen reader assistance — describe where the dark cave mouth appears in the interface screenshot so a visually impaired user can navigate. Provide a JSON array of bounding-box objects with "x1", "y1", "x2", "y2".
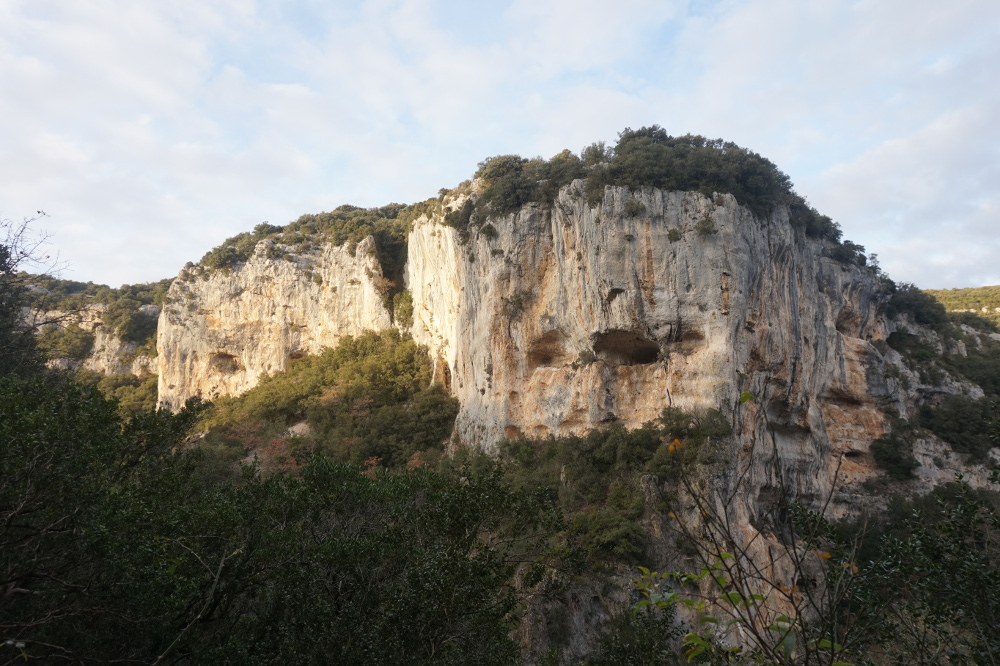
[{"x1": 592, "y1": 330, "x2": 660, "y2": 365}]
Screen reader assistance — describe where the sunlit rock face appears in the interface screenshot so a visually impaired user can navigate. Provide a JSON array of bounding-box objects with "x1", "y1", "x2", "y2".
[
  {"x1": 158, "y1": 183, "x2": 899, "y2": 486},
  {"x1": 154, "y1": 180, "x2": 1000, "y2": 510},
  {"x1": 407, "y1": 183, "x2": 891, "y2": 486},
  {"x1": 156, "y1": 237, "x2": 392, "y2": 411}
]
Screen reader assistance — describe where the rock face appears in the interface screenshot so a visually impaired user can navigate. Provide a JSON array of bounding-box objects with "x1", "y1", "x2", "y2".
[
  {"x1": 408, "y1": 185, "x2": 890, "y2": 476},
  {"x1": 157, "y1": 237, "x2": 392, "y2": 410}
]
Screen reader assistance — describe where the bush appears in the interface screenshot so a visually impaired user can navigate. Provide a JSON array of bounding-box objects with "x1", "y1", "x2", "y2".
[
  {"x1": 624, "y1": 198, "x2": 646, "y2": 217},
  {"x1": 599, "y1": 127, "x2": 800, "y2": 221},
  {"x1": 444, "y1": 198, "x2": 474, "y2": 231},
  {"x1": 474, "y1": 151, "x2": 586, "y2": 219},
  {"x1": 569, "y1": 508, "x2": 647, "y2": 563},
  {"x1": 944, "y1": 333, "x2": 1000, "y2": 396},
  {"x1": 887, "y1": 282, "x2": 950, "y2": 330},
  {"x1": 695, "y1": 217, "x2": 717, "y2": 237},
  {"x1": 392, "y1": 289, "x2": 414, "y2": 329},
  {"x1": 870, "y1": 419, "x2": 919, "y2": 479},
  {"x1": 102, "y1": 298, "x2": 157, "y2": 345},
  {"x1": 826, "y1": 239, "x2": 867, "y2": 266},
  {"x1": 587, "y1": 607, "x2": 682, "y2": 666},
  {"x1": 75, "y1": 370, "x2": 159, "y2": 415}
]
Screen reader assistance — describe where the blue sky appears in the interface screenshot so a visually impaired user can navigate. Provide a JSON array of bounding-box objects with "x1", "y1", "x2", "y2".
[{"x1": 1, "y1": 0, "x2": 998, "y2": 288}]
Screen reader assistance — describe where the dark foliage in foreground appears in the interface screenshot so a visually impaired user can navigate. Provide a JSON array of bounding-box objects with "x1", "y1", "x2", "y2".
[{"x1": 0, "y1": 372, "x2": 544, "y2": 664}]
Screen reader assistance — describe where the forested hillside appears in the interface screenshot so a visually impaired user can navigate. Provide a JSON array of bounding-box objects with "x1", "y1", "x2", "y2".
[{"x1": 926, "y1": 285, "x2": 1000, "y2": 327}]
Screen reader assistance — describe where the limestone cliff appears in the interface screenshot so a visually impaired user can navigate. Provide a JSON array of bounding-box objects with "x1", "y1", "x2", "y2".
[
  {"x1": 156, "y1": 181, "x2": 994, "y2": 495},
  {"x1": 403, "y1": 183, "x2": 906, "y2": 518},
  {"x1": 412, "y1": 186, "x2": 879, "y2": 443},
  {"x1": 157, "y1": 237, "x2": 392, "y2": 410}
]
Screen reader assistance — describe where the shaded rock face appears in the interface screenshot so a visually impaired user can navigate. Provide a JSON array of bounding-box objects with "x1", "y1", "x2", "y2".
[
  {"x1": 35, "y1": 306, "x2": 156, "y2": 377},
  {"x1": 156, "y1": 237, "x2": 392, "y2": 410},
  {"x1": 407, "y1": 184, "x2": 892, "y2": 488}
]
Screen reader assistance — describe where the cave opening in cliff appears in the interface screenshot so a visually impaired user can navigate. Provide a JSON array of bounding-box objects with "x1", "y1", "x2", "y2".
[
  {"x1": 209, "y1": 352, "x2": 242, "y2": 374},
  {"x1": 592, "y1": 330, "x2": 660, "y2": 365}
]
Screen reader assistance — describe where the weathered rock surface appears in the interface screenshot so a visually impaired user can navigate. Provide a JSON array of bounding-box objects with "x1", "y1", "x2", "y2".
[
  {"x1": 157, "y1": 237, "x2": 392, "y2": 410},
  {"x1": 409, "y1": 184, "x2": 889, "y2": 469},
  {"x1": 156, "y1": 181, "x2": 994, "y2": 497}
]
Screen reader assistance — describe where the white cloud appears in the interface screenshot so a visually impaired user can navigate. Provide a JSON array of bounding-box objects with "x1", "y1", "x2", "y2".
[{"x1": 809, "y1": 104, "x2": 1000, "y2": 288}]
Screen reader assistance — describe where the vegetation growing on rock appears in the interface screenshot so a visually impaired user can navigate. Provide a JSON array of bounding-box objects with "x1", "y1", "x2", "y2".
[
  {"x1": 196, "y1": 203, "x2": 439, "y2": 307},
  {"x1": 447, "y1": 125, "x2": 868, "y2": 266}
]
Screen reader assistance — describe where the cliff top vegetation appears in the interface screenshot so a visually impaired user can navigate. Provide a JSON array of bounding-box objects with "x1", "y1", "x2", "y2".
[
  {"x1": 449, "y1": 125, "x2": 867, "y2": 265},
  {"x1": 195, "y1": 202, "x2": 439, "y2": 303}
]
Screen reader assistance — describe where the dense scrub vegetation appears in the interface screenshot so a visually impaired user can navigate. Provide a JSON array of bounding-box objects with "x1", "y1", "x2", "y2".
[
  {"x1": 200, "y1": 330, "x2": 459, "y2": 472},
  {"x1": 835, "y1": 482, "x2": 1000, "y2": 663},
  {"x1": 926, "y1": 285, "x2": 1000, "y2": 327},
  {"x1": 0, "y1": 373, "x2": 548, "y2": 664},
  {"x1": 35, "y1": 322, "x2": 94, "y2": 360},
  {"x1": 73, "y1": 368, "x2": 159, "y2": 415},
  {"x1": 887, "y1": 281, "x2": 951, "y2": 331},
  {"x1": 500, "y1": 408, "x2": 732, "y2": 568},
  {"x1": 877, "y1": 283, "x2": 1000, "y2": 472},
  {"x1": 21, "y1": 273, "x2": 172, "y2": 312}
]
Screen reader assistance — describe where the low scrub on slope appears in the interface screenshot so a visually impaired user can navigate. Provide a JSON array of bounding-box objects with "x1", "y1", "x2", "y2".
[
  {"x1": 926, "y1": 284, "x2": 1000, "y2": 327},
  {"x1": 200, "y1": 330, "x2": 459, "y2": 471},
  {"x1": 23, "y1": 273, "x2": 169, "y2": 351}
]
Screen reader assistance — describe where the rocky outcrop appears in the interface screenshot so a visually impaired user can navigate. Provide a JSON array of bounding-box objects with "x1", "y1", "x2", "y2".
[
  {"x1": 157, "y1": 237, "x2": 392, "y2": 410},
  {"x1": 409, "y1": 184, "x2": 889, "y2": 463},
  {"x1": 35, "y1": 306, "x2": 157, "y2": 377},
  {"x1": 155, "y1": 181, "x2": 996, "y2": 499}
]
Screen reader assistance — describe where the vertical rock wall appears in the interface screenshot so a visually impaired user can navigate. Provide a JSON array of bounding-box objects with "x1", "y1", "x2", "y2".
[
  {"x1": 407, "y1": 183, "x2": 891, "y2": 488},
  {"x1": 157, "y1": 237, "x2": 392, "y2": 410}
]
